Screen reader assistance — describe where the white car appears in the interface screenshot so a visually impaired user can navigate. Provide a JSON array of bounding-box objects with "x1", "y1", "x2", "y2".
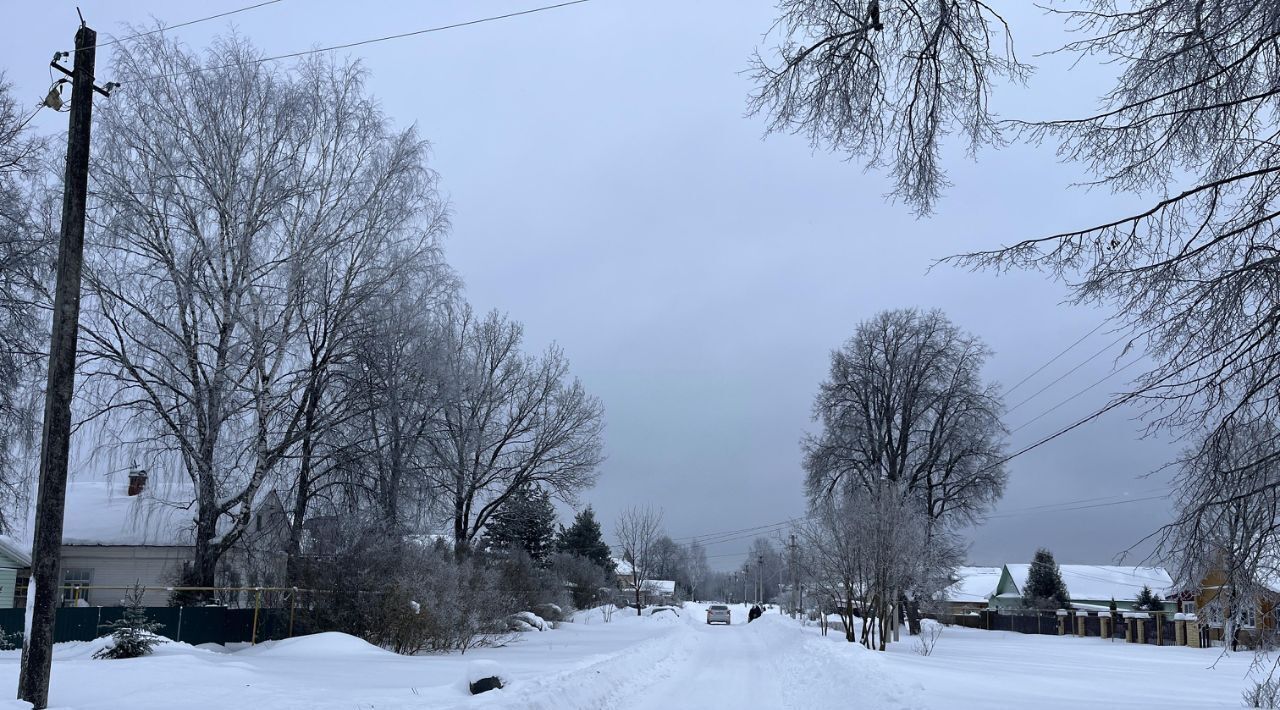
[{"x1": 706, "y1": 604, "x2": 731, "y2": 625}]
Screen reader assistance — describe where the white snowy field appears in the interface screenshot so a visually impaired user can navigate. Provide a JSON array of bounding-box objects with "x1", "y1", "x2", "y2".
[{"x1": 0, "y1": 603, "x2": 1266, "y2": 709}]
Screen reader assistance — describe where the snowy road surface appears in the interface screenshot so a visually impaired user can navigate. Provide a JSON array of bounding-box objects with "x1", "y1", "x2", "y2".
[
  {"x1": 0, "y1": 602, "x2": 1266, "y2": 708},
  {"x1": 615, "y1": 608, "x2": 913, "y2": 710}
]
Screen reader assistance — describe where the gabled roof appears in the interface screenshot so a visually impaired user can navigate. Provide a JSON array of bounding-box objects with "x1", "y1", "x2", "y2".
[
  {"x1": 1003, "y1": 564, "x2": 1173, "y2": 601},
  {"x1": 613, "y1": 557, "x2": 633, "y2": 576},
  {"x1": 944, "y1": 566, "x2": 1002, "y2": 603}
]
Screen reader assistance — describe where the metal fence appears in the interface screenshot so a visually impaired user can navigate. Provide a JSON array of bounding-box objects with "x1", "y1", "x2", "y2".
[{"x1": 0, "y1": 586, "x2": 330, "y2": 646}]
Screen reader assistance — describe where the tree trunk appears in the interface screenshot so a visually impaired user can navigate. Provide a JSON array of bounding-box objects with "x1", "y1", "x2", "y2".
[{"x1": 903, "y1": 593, "x2": 922, "y2": 635}]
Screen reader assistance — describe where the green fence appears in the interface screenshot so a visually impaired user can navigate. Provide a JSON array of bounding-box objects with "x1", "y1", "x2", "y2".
[{"x1": 0, "y1": 606, "x2": 299, "y2": 645}]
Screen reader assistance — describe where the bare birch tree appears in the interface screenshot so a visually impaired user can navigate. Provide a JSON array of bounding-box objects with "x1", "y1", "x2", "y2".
[
  {"x1": 0, "y1": 73, "x2": 52, "y2": 530},
  {"x1": 425, "y1": 307, "x2": 604, "y2": 557},
  {"x1": 615, "y1": 504, "x2": 663, "y2": 615},
  {"x1": 81, "y1": 35, "x2": 448, "y2": 588}
]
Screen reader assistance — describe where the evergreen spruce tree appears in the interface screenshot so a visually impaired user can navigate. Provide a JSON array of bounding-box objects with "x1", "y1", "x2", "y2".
[
  {"x1": 95, "y1": 584, "x2": 166, "y2": 659},
  {"x1": 1134, "y1": 585, "x2": 1163, "y2": 612},
  {"x1": 555, "y1": 506, "x2": 614, "y2": 572},
  {"x1": 1023, "y1": 548, "x2": 1071, "y2": 610},
  {"x1": 481, "y1": 485, "x2": 558, "y2": 563}
]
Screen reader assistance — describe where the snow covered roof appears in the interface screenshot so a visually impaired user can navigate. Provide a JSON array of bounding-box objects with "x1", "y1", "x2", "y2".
[
  {"x1": 641, "y1": 579, "x2": 675, "y2": 595},
  {"x1": 944, "y1": 567, "x2": 1002, "y2": 603},
  {"x1": 613, "y1": 557, "x2": 633, "y2": 576},
  {"x1": 1004, "y1": 564, "x2": 1173, "y2": 601},
  {"x1": 19, "y1": 479, "x2": 198, "y2": 548},
  {"x1": 0, "y1": 536, "x2": 30, "y2": 567}
]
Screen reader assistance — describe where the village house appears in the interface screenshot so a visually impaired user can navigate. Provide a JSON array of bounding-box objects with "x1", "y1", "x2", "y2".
[
  {"x1": 18, "y1": 471, "x2": 291, "y2": 608},
  {"x1": 988, "y1": 563, "x2": 1175, "y2": 612},
  {"x1": 938, "y1": 566, "x2": 1003, "y2": 617}
]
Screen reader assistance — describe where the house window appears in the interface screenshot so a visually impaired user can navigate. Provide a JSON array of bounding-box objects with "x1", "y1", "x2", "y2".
[
  {"x1": 1181, "y1": 600, "x2": 1197, "y2": 615},
  {"x1": 1241, "y1": 605, "x2": 1258, "y2": 629},
  {"x1": 13, "y1": 572, "x2": 28, "y2": 609},
  {"x1": 61, "y1": 568, "x2": 93, "y2": 605}
]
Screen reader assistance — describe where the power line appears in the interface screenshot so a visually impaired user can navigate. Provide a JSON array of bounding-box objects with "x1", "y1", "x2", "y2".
[
  {"x1": 670, "y1": 516, "x2": 798, "y2": 544},
  {"x1": 1008, "y1": 357, "x2": 1142, "y2": 435},
  {"x1": 995, "y1": 487, "x2": 1169, "y2": 515},
  {"x1": 1005, "y1": 320, "x2": 1107, "y2": 397},
  {"x1": 984, "y1": 494, "x2": 1168, "y2": 520},
  {"x1": 125, "y1": 0, "x2": 594, "y2": 86},
  {"x1": 1006, "y1": 329, "x2": 1133, "y2": 415},
  {"x1": 73, "y1": 0, "x2": 287, "y2": 53}
]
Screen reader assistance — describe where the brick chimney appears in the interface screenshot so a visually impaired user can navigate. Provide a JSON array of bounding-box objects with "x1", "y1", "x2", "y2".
[{"x1": 127, "y1": 469, "x2": 147, "y2": 496}]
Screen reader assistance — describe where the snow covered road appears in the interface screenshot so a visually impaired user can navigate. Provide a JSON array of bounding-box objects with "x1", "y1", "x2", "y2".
[
  {"x1": 623, "y1": 612, "x2": 790, "y2": 710},
  {"x1": 0, "y1": 602, "x2": 1265, "y2": 708},
  {"x1": 481, "y1": 605, "x2": 920, "y2": 710}
]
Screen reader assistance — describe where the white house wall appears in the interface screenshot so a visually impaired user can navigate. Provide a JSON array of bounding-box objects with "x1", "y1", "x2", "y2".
[{"x1": 58, "y1": 545, "x2": 193, "y2": 607}]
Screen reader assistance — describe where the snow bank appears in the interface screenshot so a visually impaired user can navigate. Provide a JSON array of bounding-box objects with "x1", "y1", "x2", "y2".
[
  {"x1": 236, "y1": 632, "x2": 390, "y2": 658},
  {"x1": 467, "y1": 659, "x2": 507, "y2": 685}
]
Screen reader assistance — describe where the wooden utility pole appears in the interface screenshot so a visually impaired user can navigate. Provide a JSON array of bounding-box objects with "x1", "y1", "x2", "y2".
[{"x1": 18, "y1": 21, "x2": 111, "y2": 709}]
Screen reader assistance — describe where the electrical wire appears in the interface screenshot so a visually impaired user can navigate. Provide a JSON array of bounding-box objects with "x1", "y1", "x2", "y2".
[
  {"x1": 1007, "y1": 330, "x2": 1134, "y2": 415},
  {"x1": 1004, "y1": 320, "x2": 1108, "y2": 397},
  {"x1": 125, "y1": 0, "x2": 594, "y2": 86},
  {"x1": 67, "y1": 0, "x2": 288, "y2": 53},
  {"x1": 1008, "y1": 357, "x2": 1142, "y2": 435}
]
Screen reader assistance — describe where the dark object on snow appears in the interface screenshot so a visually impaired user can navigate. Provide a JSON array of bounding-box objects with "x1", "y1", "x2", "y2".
[
  {"x1": 470, "y1": 676, "x2": 503, "y2": 695},
  {"x1": 748, "y1": 605, "x2": 763, "y2": 623}
]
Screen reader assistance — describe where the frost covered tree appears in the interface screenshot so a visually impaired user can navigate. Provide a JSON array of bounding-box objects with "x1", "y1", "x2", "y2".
[
  {"x1": 556, "y1": 506, "x2": 614, "y2": 571},
  {"x1": 81, "y1": 34, "x2": 448, "y2": 589},
  {"x1": 481, "y1": 484, "x2": 558, "y2": 563},
  {"x1": 1023, "y1": 549, "x2": 1070, "y2": 610},
  {"x1": 615, "y1": 505, "x2": 664, "y2": 615},
  {"x1": 424, "y1": 307, "x2": 604, "y2": 557},
  {"x1": 803, "y1": 308, "x2": 1006, "y2": 634}
]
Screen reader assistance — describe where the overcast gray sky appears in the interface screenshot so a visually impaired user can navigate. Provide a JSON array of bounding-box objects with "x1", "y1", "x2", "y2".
[{"x1": 3, "y1": 1, "x2": 1178, "y2": 571}]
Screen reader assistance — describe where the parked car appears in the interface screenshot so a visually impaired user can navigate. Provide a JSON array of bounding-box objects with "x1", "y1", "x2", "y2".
[{"x1": 706, "y1": 604, "x2": 731, "y2": 625}]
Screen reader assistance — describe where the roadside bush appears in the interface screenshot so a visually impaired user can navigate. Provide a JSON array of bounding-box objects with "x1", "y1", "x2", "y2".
[
  {"x1": 548, "y1": 552, "x2": 611, "y2": 610},
  {"x1": 300, "y1": 534, "x2": 511, "y2": 654},
  {"x1": 491, "y1": 548, "x2": 570, "y2": 614},
  {"x1": 1245, "y1": 678, "x2": 1280, "y2": 709}
]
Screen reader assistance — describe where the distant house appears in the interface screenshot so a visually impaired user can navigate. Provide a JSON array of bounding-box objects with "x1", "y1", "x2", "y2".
[
  {"x1": 610, "y1": 557, "x2": 675, "y2": 605},
  {"x1": 641, "y1": 579, "x2": 677, "y2": 605},
  {"x1": 939, "y1": 566, "x2": 1003, "y2": 615},
  {"x1": 23, "y1": 471, "x2": 290, "y2": 607},
  {"x1": 989, "y1": 563, "x2": 1174, "y2": 611}
]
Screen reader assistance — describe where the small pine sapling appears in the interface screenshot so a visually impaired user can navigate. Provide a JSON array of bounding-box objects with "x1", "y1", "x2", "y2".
[{"x1": 94, "y1": 584, "x2": 166, "y2": 659}]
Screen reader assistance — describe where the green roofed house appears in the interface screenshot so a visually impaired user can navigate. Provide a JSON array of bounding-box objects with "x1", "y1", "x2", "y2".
[{"x1": 989, "y1": 563, "x2": 1175, "y2": 612}]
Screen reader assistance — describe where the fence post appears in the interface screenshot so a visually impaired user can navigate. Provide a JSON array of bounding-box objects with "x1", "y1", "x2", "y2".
[
  {"x1": 251, "y1": 588, "x2": 262, "y2": 645},
  {"x1": 176, "y1": 606, "x2": 183, "y2": 643},
  {"x1": 288, "y1": 587, "x2": 297, "y2": 638}
]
